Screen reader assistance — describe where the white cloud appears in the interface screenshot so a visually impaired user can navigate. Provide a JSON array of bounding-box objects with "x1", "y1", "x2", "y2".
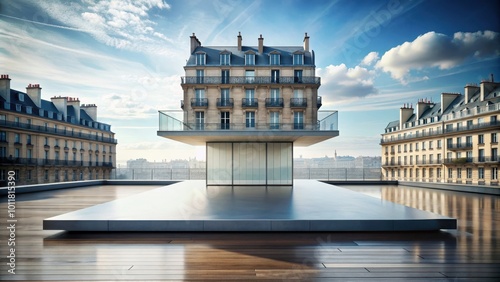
[
  {"x1": 361, "y1": 51, "x2": 379, "y2": 66},
  {"x1": 317, "y1": 63, "x2": 378, "y2": 102},
  {"x1": 376, "y1": 30, "x2": 500, "y2": 83}
]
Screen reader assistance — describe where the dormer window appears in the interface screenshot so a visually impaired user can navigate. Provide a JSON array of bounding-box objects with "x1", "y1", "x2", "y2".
[
  {"x1": 245, "y1": 52, "x2": 255, "y2": 65},
  {"x1": 18, "y1": 93, "x2": 24, "y2": 102},
  {"x1": 195, "y1": 52, "x2": 206, "y2": 65},
  {"x1": 293, "y1": 52, "x2": 304, "y2": 65},
  {"x1": 220, "y1": 51, "x2": 231, "y2": 65},
  {"x1": 15, "y1": 104, "x2": 21, "y2": 112},
  {"x1": 26, "y1": 106, "x2": 32, "y2": 114},
  {"x1": 269, "y1": 52, "x2": 280, "y2": 65}
]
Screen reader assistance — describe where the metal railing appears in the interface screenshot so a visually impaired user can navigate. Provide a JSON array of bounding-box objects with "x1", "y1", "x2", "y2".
[
  {"x1": 216, "y1": 98, "x2": 234, "y2": 108},
  {"x1": 290, "y1": 98, "x2": 307, "y2": 108},
  {"x1": 181, "y1": 76, "x2": 321, "y2": 85},
  {"x1": 190, "y1": 98, "x2": 208, "y2": 108},
  {"x1": 265, "y1": 98, "x2": 284, "y2": 108},
  {"x1": 447, "y1": 143, "x2": 473, "y2": 150},
  {"x1": 111, "y1": 168, "x2": 382, "y2": 181},
  {"x1": 0, "y1": 120, "x2": 117, "y2": 144},
  {"x1": 241, "y1": 98, "x2": 258, "y2": 108},
  {"x1": 0, "y1": 157, "x2": 114, "y2": 167}
]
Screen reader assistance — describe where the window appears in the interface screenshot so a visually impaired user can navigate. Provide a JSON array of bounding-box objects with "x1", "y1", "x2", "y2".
[
  {"x1": 26, "y1": 106, "x2": 32, "y2": 114},
  {"x1": 195, "y1": 88, "x2": 205, "y2": 101},
  {"x1": 270, "y1": 112, "x2": 280, "y2": 129},
  {"x1": 195, "y1": 112, "x2": 204, "y2": 130},
  {"x1": 492, "y1": 133, "x2": 498, "y2": 143},
  {"x1": 294, "y1": 111, "x2": 304, "y2": 129},
  {"x1": 457, "y1": 168, "x2": 462, "y2": 179},
  {"x1": 221, "y1": 70, "x2": 229, "y2": 84},
  {"x1": 466, "y1": 136, "x2": 472, "y2": 146},
  {"x1": 294, "y1": 70, "x2": 303, "y2": 83},
  {"x1": 245, "y1": 88, "x2": 255, "y2": 100},
  {"x1": 245, "y1": 53, "x2": 255, "y2": 65},
  {"x1": 478, "y1": 134, "x2": 484, "y2": 144},
  {"x1": 27, "y1": 170, "x2": 32, "y2": 180},
  {"x1": 422, "y1": 141, "x2": 426, "y2": 150},
  {"x1": 492, "y1": 167, "x2": 498, "y2": 180},
  {"x1": 429, "y1": 154, "x2": 433, "y2": 164},
  {"x1": 245, "y1": 70, "x2": 255, "y2": 83},
  {"x1": 246, "y1": 111, "x2": 255, "y2": 128},
  {"x1": 220, "y1": 88, "x2": 230, "y2": 106},
  {"x1": 415, "y1": 143, "x2": 419, "y2": 151},
  {"x1": 195, "y1": 52, "x2": 205, "y2": 65},
  {"x1": 397, "y1": 145, "x2": 401, "y2": 153},
  {"x1": 467, "y1": 120, "x2": 473, "y2": 128},
  {"x1": 196, "y1": 69, "x2": 204, "y2": 83},
  {"x1": 14, "y1": 148, "x2": 20, "y2": 158},
  {"x1": 44, "y1": 137, "x2": 49, "y2": 146},
  {"x1": 448, "y1": 168, "x2": 453, "y2": 178},
  {"x1": 437, "y1": 140, "x2": 442, "y2": 148},
  {"x1": 14, "y1": 133, "x2": 20, "y2": 143},
  {"x1": 467, "y1": 168, "x2": 472, "y2": 179},
  {"x1": 271, "y1": 69, "x2": 280, "y2": 83},
  {"x1": 429, "y1": 141, "x2": 433, "y2": 149},
  {"x1": 44, "y1": 170, "x2": 49, "y2": 180},
  {"x1": 220, "y1": 112, "x2": 230, "y2": 130},
  {"x1": 492, "y1": 148, "x2": 498, "y2": 161},
  {"x1": 437, "y1": 154, "x2": 441, "y2": 163},
  {"x1": 437, "y1": 168, "x2": 441, "y2": 179},
  {"x1": 446, "y1": 138, "x2": 452, "y2": 148},
  {"x1": 478, "y1": 167, "x2": 484, "y2": 179},
  {"x1": 293, "y1": 53, "x2": 304, "y2": 65},
  {"x1": 269, "y1": 53, "x2": 280, "y2": 65},
  {"x1": 404, "y1": 144, "x2": 407, "y2": 152},
  {"x1": 220, "y1": 53, "x2": 230, "y2": 65},
  {"x1": 478, "y1": 149, "x2": 485, "y2": 162},
  {"x1": 466, "y1": 150, "x2": 472, "y2": 161},
  {"x1": 27, "y1": 134, "x2": 32, "y2": 145},
  {"x1": 19, "y1": 93, "x2": 25, "y2": 101}
]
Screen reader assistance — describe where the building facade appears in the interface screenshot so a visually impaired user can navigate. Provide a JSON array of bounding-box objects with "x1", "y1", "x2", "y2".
[
  {"x1": 0, "y1": 74, "x2": 117, "y2": 186},
  {"x1": 158, "y1": 33, "x2": 338, "y2": 185},
  {"x1": 381, "y1": 77, "x2": 499, "y2": 186}
]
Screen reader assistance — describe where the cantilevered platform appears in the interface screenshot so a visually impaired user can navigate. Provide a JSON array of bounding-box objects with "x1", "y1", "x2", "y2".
[{"x1": 43, "y1": 180, "x2": 456, "y2": 232}]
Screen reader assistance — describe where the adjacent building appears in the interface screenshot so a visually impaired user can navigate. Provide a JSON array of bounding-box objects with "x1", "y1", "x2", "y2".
[
  {"x1": 0, "y1": 74, "x2": 117, "y2": 186},
  {"x1": 158, "y1": 33, "x2": 338, "y2": 185},
  {"x1": 381, "y1": 76, "x2": 499, "y2": 186}
]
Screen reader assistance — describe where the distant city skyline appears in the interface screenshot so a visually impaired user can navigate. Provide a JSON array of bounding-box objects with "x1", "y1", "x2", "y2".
[{"x1": 1, "y1": 0, "x2": 499, "y2": 165}]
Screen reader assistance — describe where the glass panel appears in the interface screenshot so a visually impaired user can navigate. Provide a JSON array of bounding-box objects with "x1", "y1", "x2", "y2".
[
  {"x1": 207, "y1": 143, "x2": 232, "y2": 185},
  {"x1": 233, "y1": 143, "x2": 266, "y2": 185},
  {"x1": 267, "y1": 143, "x2": 292, "y2": 185}
]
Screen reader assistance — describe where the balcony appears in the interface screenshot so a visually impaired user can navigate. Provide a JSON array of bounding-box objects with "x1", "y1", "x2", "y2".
[
  {"x1": 444, "y1": 120, "x2": 499, "y2": 134},
  {"x1": 190, "y1": 98, "x2": 208, "y2": 109},
  {"x1": 443, "y1": 157, "x2": 499, "y2": 164},
  {"x1": 265, "y1": 98, "x2": 284, "y2": 108},
  {"x1": 216, "y1": 98, "x2": 234, "y2": 109},
  {"x1": 181, "y1": 76, "x2": 321, "y2": 85},
  {"x1": 290, "y1": 98, "x2": 307, "y2": 108},
  {"x1": 241, "y1": 98, "x2": 258, "y2": 108},
  {"x1": 0, "y1": 120, "x2": 117, "y2": 144},
  {"x1": 317, "y1": 96, "x2": 322, "y2": 109},
  {"x1": 447, "y1": 143, "x2": 473, "y2": 151}
]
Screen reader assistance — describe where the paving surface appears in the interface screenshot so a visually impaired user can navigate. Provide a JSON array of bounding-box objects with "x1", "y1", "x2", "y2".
[{"x1": 43, "y1": 180, "x2": 456, "y2": 231}]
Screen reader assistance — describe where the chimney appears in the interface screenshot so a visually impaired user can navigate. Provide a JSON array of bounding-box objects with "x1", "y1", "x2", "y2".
[
  {"x1": 237, "y1": 32, "x2": 242, "y2": 51},
  {"x1": 480, "y1": 78, "x2": 498, "y2": 101},
  {"x1": 441, "y1": 93, "x2": 461, "y2": 112},
  {"x1": 303, "y1": 32, "x2": 310, "y2": 52},
  {"x1": 399, "y1": 104, "x2": 414, "y2": 129},
  {"x1": 0, "y1": 74, "x2": 11, "y2": 103},
  {"x1": 190, "y1": 33, "x2": 201, "y2": 53},
  {"x1": 51, "y1": 96, "x2": 68, "y2": 121},
  {"x1": 464, "y1": 84, "x2": 479, "y2": 104},
  {"x1": 26, "y1": 83, "x2": 42, "y2": 108},
  {"x1": 416, "y1": 99, "x2": 433, "y2": 119},
  {"x1": 67, "y1": 97, "x2": 80, "y2": 123},
  {"x1": 258, "y1": 34, "x2": 264, "y2": 54},
  {"x1": 81, "y1": 104, "x2": 97, "y2": 121}
]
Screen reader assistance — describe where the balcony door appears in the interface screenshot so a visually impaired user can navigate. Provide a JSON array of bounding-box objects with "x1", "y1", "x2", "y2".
[
  {"x1": 196, "y1": 69, "x2": 204, "y2": 84},
  {"x1": 221, "y1": 70, "x2": 229, "y2": 84},
  {"x1": 220, "y1": 88, "x2": 230, "y2": 106},
  {"x1": 271, "y1": 69, "x2": 280, "y2": 83},
  {"x1": 220, "y1": 112, "x2": 230, "y2": 130},
  {"x1": 270, "y1": 111, "x2": 279, "y2": 129},
  {"x1": 294, "y1": 111, "x2": 304, "y2": 129},
  {"x1": 195, "y1": 111, "x2": 204, "y2": 130},
  {"x1": 246, "y1": 111, "x2": 255, "y2": 128},
  {"x1": 245, "y1": 70, "x2": 255, "y2": 83},
  {"x1": 294, "y1": 70, "x2": 303, "y2": 83}
]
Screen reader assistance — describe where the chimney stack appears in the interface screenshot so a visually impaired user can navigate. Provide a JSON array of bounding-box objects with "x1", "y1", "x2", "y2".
[
  {"x1": 67, "y1": 97, "x2": 81, "y2": 123},
  {"x1": 51, "y1": 96, "x2": 68, "y2": 121},
  {"x1": 81, "y1": 104, "x2": 97, "y2": 121},
  {"x1": 0, "y1": 74, "x2": 11, "y2": 103},
  {"x1": 303, "y1": 32, "x2": 310, "y2": 52},
  {"x1": 441, "y1": 92, "x2": 461, "y2": 113},
  {"x1": 237, "y1": 32, "x2": 242, "y2": 51},
  {"x1": 480, "y1": 77, "x2": 498, "y2": 101},
  {"x1": 399, "y1": 104, "x2": 414, "y2": 129},
  {"x1": 416, "y1": 99, "x2": 434, "y2": 119},
  {"x1": 190, "y1": 33, "x2": 201, "y2": 53},
  {"x1": 258, "y1": 34, "x2": 264, "y2": 54},
  {"x1": 464, "y1": 84, "x2": 479, "y2": 104},
  {"x1": 26, "y1": 83, "x2": 42, "y2": 108}
]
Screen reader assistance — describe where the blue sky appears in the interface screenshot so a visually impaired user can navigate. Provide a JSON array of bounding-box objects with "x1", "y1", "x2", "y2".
[{"x1": 1, "y1": 0, "x2": 499, "y2": 165}]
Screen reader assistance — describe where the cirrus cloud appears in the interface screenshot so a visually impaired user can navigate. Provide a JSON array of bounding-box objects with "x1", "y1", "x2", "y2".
[{"x1": 376, "y1": 30, "x2": 500, "y2": 84}]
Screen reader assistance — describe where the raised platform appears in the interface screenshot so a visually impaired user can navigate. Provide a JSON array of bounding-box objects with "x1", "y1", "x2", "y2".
[{"x1": 43, "y1": 180, "x2": 456, "y2": 232}]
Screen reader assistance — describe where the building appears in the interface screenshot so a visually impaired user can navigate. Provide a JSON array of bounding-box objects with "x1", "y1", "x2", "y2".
[
  {"x1": 158, "y1": 33, "x2": 338, "y2": 185},
  {"x1": 381, "y1": 76, "x2": 499, "y2": 186},
  {"x1": 0, "y1": 74, "x2": 117, "y2": 186}
]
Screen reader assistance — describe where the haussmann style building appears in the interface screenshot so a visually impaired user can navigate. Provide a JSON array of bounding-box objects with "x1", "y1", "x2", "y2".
[
  {"x1": 158, "y1": 33, "x2": 339, "y2": 185},
  {"x1": 0, "y1": 74, "x2": 117, "y2": 186},
  {"x1": 381, "y1": 76, "x2": 499, "y2": 186}
]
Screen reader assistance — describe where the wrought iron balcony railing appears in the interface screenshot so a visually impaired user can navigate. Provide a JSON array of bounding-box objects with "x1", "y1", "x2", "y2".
[
  {"x1": 290, "y1": 98, "x2": 307, "y2": 108},
  {"x1": 190, "y1": 98, "x2": 208, "y2": 108},
  {"x1": 0, "y1": 157, "x2": 114, "y2": 167},
  {"x1": 0, "y1": 120, "x2": 117, "y2": 144},
  {"x1": 265, "y1": 98, "x2": 284, "y2": 108},
  {"x1": 181, "y1": 76, "x2": 321, "y2": 85},
  {"x1": 443, "y1": 157, "x2": 499, "y2": 164},
  {"x1": 241, "y1": 98, "x2": 258, "y2": 108},
  {"x1": 216, "y1": 98, "x2": 234, "y2": 108},
  {"x1": 447, "y1": 143, "x2": 473, "y2": 150}
]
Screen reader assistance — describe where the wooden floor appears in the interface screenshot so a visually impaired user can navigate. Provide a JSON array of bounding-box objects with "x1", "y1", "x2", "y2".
[{"x1": 0, "y1": 184, "x2": 499, "y2": 281}]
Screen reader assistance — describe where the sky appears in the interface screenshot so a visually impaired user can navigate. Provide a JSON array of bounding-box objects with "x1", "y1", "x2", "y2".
[{"x1": 1, "y1": 0, "x2": 499, "y2": 166}]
